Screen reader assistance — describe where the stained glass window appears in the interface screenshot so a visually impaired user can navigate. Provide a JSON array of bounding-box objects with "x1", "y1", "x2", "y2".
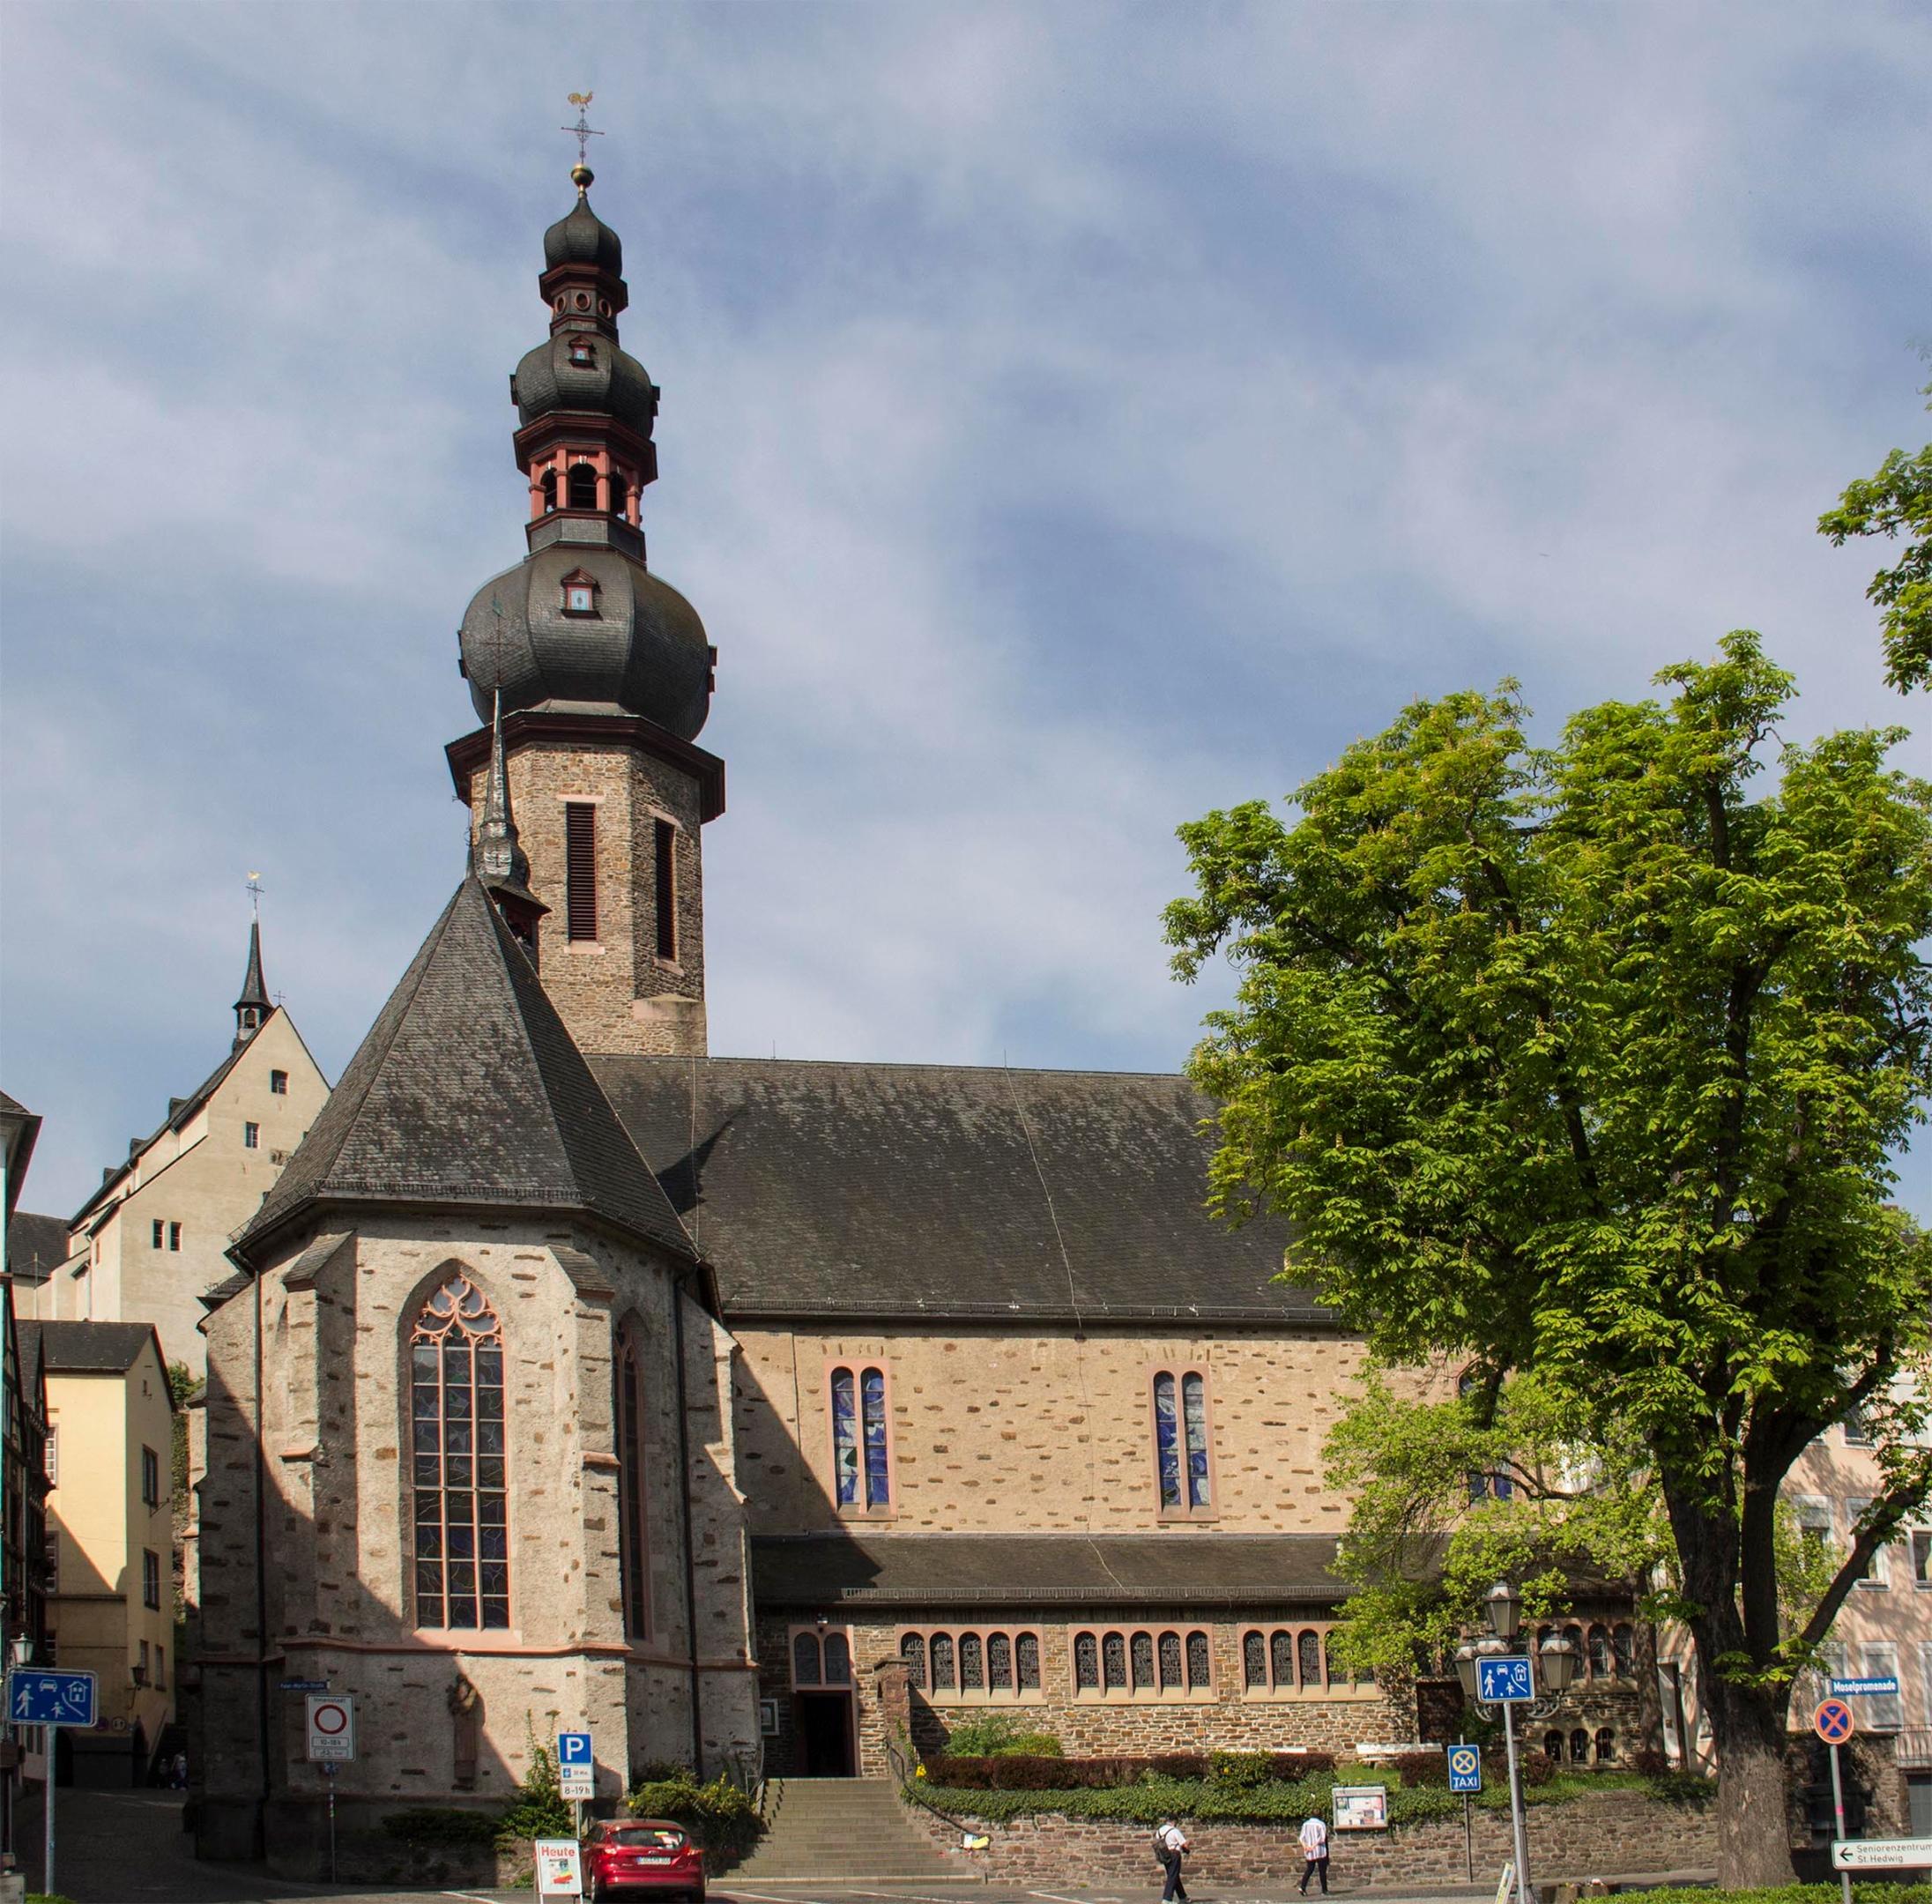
[
  {"x1": 1271, "y1": 1630, "x2": 1294, "y2": 1690},
  {"x1": 930, "y1": 1632, "x2": 955, "y2": 1690},
  {"x1": 861, "y1": 1367, "x2": 890, "y2": 1507},
  {"x1": 1131, "y1": 1632, "x2": 1155, "y2": 1691},
  {"x1": 831, "y1": 1368, "x2": 859, "y2": 1506},
  {"x1": 1187, "y1": 1631, "x2": 1211, "y2": 1691},
  {"x1": 617, "y1": 1341, "x2": 648, "y2": 1637},
  {"x1": 1153, "y1": 1372, "x2": 1181, "y2": 1509},
  {"x1": 900, "y1": 1632, "x2": 926, "y2": 1690},
  {"x1": 1245, "y1": 1631, "x2": 1267, "y2": 1689},
  {"x1": 1074, "y1": 1632, "x2": 1098, "y2": 1691},
  {"x1": 793, "y1": 1632, "x2": 821, "y2": 1686},
  {"x1": 1158, "y1": 1631, "x2": 1184, "y2": 1691},
  {"x1": 1181, "y1": 1372, "x2": 1211, "y2": 1509},
  {"x1": 960, "y1": 1633, "x2": 985, "y2": 1690},
  {"x1": 823, "y1": 1632, "x2": 851, "y2": 1685},
  {"x1": 1103, "y1": 1632, "x2": 1127, "y2": 1690},
  {"x1": 1017, "y1": 1632, "x2": 1040, "y2": 1692},
  {"x1": 411, "y1": 1273, "x2": 509, "y2": 1631},
  {"x1": 1297, "y1": 1629, "x2": 1322, "y2": 1688},
  {"x1": 988, "y1": 1632, "x2": 1013, "y2": 1691}
]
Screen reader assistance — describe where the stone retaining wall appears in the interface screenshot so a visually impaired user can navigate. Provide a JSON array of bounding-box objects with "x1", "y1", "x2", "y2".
[{"x1": 906, "y1": 1789, "x2": 1717, "y2": 1886}]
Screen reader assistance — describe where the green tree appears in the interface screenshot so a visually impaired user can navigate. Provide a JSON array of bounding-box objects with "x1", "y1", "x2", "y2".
[
  {"x1": 1166, "y1": 636, "x2": 1932, "y2": 1884},
  {"x1": 1818, "y1": 377, "x2": 1931, "y2": 692}
]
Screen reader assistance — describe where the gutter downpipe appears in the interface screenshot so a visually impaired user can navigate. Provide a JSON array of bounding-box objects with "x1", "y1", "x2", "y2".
[
  {"x1": 672, "y1": 1272, "x2": 703, "y2": 1774},
  {"x1": 253, "y1": 1263, "x2": 271, "y2": 1851}
]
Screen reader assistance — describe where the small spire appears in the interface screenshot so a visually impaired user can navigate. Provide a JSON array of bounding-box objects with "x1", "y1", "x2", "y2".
[
  {"x1": 473, "y1": 692, "x2": 548, "y2": 951},
  {"x1": 234, "y1": 913, "x2": 271, "y2": 1050}
]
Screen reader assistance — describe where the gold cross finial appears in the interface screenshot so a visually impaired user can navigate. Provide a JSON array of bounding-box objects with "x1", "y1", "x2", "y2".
[{"x1": 563, "y1": 92, "x2": 604, "y2": 190}]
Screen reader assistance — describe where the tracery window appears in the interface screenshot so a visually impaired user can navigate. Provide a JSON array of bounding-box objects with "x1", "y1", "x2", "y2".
[
  {"x1": 1152, "y1": 1368, "x2": 1214, "y2": 1515},
  {"x1": 1071, "y1": 1626, "x2": 1213, "y2": 1700},
  {"x1": 615, "y1": 1335, "x2": 649, "y2": 1637},
  {"x1": 900, "y1": 1631, "x2": 926, "y2": 1689},
  {"x1": 410, "y1": 1273, "x2": 509, "y2": 1631},
  {"x1": 1245, "y1": 1631, "x2": 1267, "y2": 1690},
  {"x1": 1016, "y1": 1632, "x2": 1041, "y2": 1692},
  {"x1": 988, "y1": 1632, "x2": 1014, "y2": 1691},
  {"x1": 829, "y1": 1364, "x2": 892, "y2": 1513},
  {"x1": 790, "y1": 1626, "x2": 851, "y2": 1688},
  {"x1": 930, "y1": 1631, "x2": 955, "y2": 1690}
]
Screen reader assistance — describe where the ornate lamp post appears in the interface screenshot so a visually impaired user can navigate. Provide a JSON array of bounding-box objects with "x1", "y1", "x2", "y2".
[{"x1": 1455, "y1": 1583, "x2": 1579, "y2": 1904}]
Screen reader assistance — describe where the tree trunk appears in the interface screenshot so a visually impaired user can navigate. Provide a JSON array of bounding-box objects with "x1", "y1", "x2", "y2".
[
  {"x1": 1702, "y1": 1664, "x2": 1798, "y2": 1885},
  {"x1": 1634, "y1": 1616, "x2": 1665, "y2": 1761}
]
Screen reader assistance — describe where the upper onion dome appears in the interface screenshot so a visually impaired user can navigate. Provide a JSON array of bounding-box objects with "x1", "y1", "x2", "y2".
[
  {"x1": 544, "y1": 195, "x2": 622, "y2": 273},
  {"x1": 512, "y1": 331, "x2": 657, "y2": 440},
  {"x1": 459, "y1": 543, "x2": 711, "y2": 740}
]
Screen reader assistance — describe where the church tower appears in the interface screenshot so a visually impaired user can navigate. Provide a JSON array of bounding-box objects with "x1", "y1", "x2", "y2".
[{"x1": 447, "y1": 156, "x2": 723, "y2": 1057}]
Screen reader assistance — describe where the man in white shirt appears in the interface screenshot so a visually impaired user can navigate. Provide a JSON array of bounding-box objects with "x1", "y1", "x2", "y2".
[
  {"x1": 1155, "y1": 1818, "x2": 1190, "y2": 1902},
  {"x1": 1297, "y1": 1812, "x2": 1329, "y2": 1895}
]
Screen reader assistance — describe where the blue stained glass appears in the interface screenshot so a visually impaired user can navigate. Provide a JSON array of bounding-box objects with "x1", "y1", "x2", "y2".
[
  {"x1": 831, "y1": 1369, "x2": 858, "y2": 1506},
  {"x1": 1153, "y1": 1373, "x2": 1181, "y2": 1508},
  {"x1": 862, "y1": 1368, "x2": 890, "y2": 1507},
  {"x1": 1182, "y1": 1373, "x2": 1211, "y2": 1508}
]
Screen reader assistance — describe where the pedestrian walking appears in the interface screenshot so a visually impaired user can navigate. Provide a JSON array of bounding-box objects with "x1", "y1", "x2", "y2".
[
  {"x1": 1297, "y1": 1812, "x2": 1329, "y2": 1895},
  {"x1": 1155, "y1": 1817, "x2": 1191, "y2": 1903}
]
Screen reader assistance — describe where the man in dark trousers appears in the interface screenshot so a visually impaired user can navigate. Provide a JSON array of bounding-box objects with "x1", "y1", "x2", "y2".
[
  {"x1": 1155, "y1": 1817, "x2": 1190, "y2": 1902},
  {"x1": 1297, "y1": 1811, "x2": 1330, "y2": 1894}
]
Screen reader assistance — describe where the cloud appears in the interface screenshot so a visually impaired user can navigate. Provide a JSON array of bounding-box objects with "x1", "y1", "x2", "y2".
[{"x1": 2, "y1": 0, "x2": 1926, "y2": 1216}]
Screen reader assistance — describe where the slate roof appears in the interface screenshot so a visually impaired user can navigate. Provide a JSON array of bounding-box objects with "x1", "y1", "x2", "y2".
[
  {"x1": 589, "y1": 1057, "x2": 1319, "y2": 1323},
  {"x1": 19, "y1": 1318, "x2": 161, "y2": 1380},
  {"x1": 234, "y1": 876, "x2": 695, "y2": 1266},
  {"x1": 70, "y1": 1023, "x2": 272, "y2": 1227},
  {"x1": 5, "y1": 1212, "x2": 71, "y2": 1283},
  {"x1": 750, "y1": 1532, "x2": 1349, "y2": 1609}
]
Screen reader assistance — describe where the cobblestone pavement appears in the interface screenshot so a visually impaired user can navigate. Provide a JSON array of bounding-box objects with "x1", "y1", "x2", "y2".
[{"x1": 14, "y1": 1789, "x2": 1502, "y2": 1904}]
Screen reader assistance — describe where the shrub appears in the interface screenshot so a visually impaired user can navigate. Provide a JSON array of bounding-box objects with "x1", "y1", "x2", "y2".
[
  {"x1": 1387, "y1": 1752, "x2": 1448, "y2": 1789},
  {"x1": 1627, "y1": 1745, "x2": 1671, "y2": 1777},
  {"x1": 1148, "y1": 1753, "x2": 1209, "y2": 1780},
  {"x1": 382, "y1": 1808, "x2": 499, "y2": 1851},
  {"x1": 628, "y1": 1770, "x2": 764, "y2": 1864},
  {"x1": 1208, "y1": 1750, "x2": 1273, "y2": 1789},
  {"x1": 945, "y1": 1713, "x2": 1064, "y2": 1758},
  {"x1": 1515, "y1": 1748, "x2": 1555, "y2": 1789},
  {"x1": 497, "y1": 1725, "x2": 574, "y2": 1848}
]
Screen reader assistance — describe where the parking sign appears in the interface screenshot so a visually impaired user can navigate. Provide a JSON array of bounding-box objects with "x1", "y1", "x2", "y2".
[
  {"x1": 1446, "y1": 1743, "x2": 1482, "y2": 1793},
  {"x1": 557, "y1": 1730, "x2": 594, "y2": 1800},
  {"x1": 1475, "y1": 1655, "x2": 1534, "y2": 1703}
]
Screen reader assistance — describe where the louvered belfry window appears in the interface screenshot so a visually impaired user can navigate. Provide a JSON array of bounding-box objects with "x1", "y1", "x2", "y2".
[
  {"x1": 565, "y1": 802, "x2": 598, "y2": 941},
  {"x1": 411, "y1": 1273, "x2": 509, "y2": 1630}
]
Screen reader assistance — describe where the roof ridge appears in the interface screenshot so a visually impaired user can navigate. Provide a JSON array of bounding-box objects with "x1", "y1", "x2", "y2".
[{"x1": 601, "y1": 1053, "x2": 1193, "y2": 1084}]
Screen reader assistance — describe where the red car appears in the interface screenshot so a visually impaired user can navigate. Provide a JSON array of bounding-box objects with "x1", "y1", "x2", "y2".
[{"x1": 583, "y1": 1818, "x2": 707, "y2": 1902}]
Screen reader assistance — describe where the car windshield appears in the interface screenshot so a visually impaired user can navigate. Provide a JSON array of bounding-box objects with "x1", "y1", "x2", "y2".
[{"x1": 604, "y1": 1825, "x2": 687, "y2": 1848}]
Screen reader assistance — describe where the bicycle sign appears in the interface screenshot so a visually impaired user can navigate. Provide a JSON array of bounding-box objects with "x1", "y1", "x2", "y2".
[
  {"x1": 1475, "y1": 1655, "x2": 1534, "y2": 1703},
  {"x1": 1813, "y1": 1698, "x2": 1856, "y2": 1744}
]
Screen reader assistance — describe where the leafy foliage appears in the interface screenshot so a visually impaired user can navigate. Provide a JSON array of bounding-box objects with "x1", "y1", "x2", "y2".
[
  {"x1": 496, "y1": 1724, "x2": 573, "y2": 1848},
  {"x1": 625, "y1": 1770, "x2": 763, "y2": 1863},
  {"x1": 1636, "y1": 1891, "x2": 1929, "y2": 1904},
  {"x1": 923, "y1": 1752, "x2": 1330, "y2": 1789},
  {"x1": 1166, "y1": 636, "x2": 1932, "y2": 1882},
  {"x1": 1819, "y1": 376, "x2": 1932, "y2": 691},
  {"x1": 943, "y1": 1713, "x2": 1064, "y2": 1756}
]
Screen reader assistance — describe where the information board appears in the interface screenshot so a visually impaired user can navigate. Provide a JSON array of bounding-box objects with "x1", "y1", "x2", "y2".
[{"x1": 1332, "y1": 1783, "x2": 1389, "y2": 1830}]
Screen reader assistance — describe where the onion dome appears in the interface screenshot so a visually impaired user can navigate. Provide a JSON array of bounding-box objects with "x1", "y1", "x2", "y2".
[
  {"x1": 545, "y1": 195, "x2": 622, "y2": 273},
  {"x1": 459, "y1": 542, "x2": 712, "y2": 740},
  {"x1": 511, "y1": 331, "x2": 657, "y2": 440}
]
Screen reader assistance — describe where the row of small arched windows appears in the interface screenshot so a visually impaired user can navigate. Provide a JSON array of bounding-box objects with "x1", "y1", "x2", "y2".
[
  {"x1": 1536, "y1": 1621, "x2": 1638, "y2": 1681},
  {"x1": 539, "y1": 464, "x2": 629, "y2": 517},
  {"x1": 1242, "y1": 1626, "x2": 1376, "y2": 1694},
  {"x1": 900, "y1": 1629, "x2": 1043, "y2": 1696},
  {"x1": 1547, "y1": 1727, "x2": 1617, "y2": 1765},
  {"x1": 1073, "y1": 1627, "x2": 1214, "y2": 1698}
]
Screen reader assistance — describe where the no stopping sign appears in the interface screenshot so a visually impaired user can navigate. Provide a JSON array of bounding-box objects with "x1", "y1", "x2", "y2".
[{"x1": 307, "y1": 1692, "x2": 357, "y2": 1762}]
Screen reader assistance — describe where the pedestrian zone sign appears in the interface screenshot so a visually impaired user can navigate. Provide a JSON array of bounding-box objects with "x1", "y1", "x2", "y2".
[
  {"x1": 307, "y1": 1692, "x2": 356, "y2": 1762},
  {"x1": 535, "y1": 1836, "x2": 583, "y2": 1896},
  {"x1": 1813, "y1": 1698, "x2": 1855, "y2": 1744},
  {"x1": 1446, "y1": 1744, "x2": 1482, "y2": 1793},
  {"x1": 5, "y1": 1669, "x2": 96, "y2": 1727},
  {"x1": 1475, "y1": 1655, "x2": 1534, "y2": 1703}
]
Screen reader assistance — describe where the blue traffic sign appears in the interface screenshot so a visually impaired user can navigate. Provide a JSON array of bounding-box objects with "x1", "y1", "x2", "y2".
[
  {"x1": 557, "y1": 1730, "x2": 592, "y2": 1766},
  {"x1": 1446, "y1": 1743, "x2": 1482, "y2": 1793},
  {"x1": 1475, "y1": 1655, "x2": 1535, "y2": 1703},
  {"x1": 6, "y1": 1669, "x2": 97, "y2": 1727},
  {"x1": 1831, "y1": 1676, "x2": 1899, "y2": 1699},
  {"x1": 1814, "y1": 1698, "x2": 1855, "y2": 1744}
]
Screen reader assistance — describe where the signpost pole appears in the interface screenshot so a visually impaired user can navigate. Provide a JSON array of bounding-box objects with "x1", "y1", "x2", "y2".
[
  {"x1": 42, "y1": 1751, "x2": 52, "y2": 1902},
  {"x1": 327, "y1": 1762, "x2": 338, "y2": 1885},
  {"x1": 1464, "y1": 1791, "x2": 1474, "y2": 1884},
  {"x1": 1502, "y1": 1700, "x2": 1531, "y2": 1904},
  {"x1": 1830, "y1": 1743, "x2": 1852, "y2": 1904}
]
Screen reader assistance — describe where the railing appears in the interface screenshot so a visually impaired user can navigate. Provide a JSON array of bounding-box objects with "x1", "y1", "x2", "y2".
[{"x1": 884, "y1": 1734, "x2": 993, "y2": 1841}]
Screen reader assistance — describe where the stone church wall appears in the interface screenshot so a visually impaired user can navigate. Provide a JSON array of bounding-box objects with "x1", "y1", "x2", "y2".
[{"x1": 192, "y1": 1215, "x2": 757, "y2": 1869}]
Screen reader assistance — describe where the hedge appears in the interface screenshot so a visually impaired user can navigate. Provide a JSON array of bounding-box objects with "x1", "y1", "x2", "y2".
[
  {"x1": 922, "y1": 1752, "x2": 1334, "y2": 1789},
  {"x1": 1637, "y1": 1891, "x2": 1930, "y2": 1904},
  {"x1": 628, "y1": 1771, "x2": 764, "y2": 1864}
]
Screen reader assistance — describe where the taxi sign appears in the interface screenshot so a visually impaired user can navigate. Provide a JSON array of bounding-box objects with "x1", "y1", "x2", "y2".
[
  {"x1": 1446, "y1": 1743, "x2": 1482, "y2": 1793},
  {"x1": 1813, "y1": 1697, "x2": 1855, "y2": 1744}
]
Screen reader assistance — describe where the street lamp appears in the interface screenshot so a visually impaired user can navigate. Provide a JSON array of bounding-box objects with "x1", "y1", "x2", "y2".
[{"x1": 1457, "y1": 1586, "x2": 1580, "y2": 1904}]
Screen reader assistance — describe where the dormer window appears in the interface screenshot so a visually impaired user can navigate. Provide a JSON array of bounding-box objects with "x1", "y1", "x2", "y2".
[
  {"x1": 568, "y1": 338, "x2": 596, "y2": 368},
  {"x1": 561, "y1": 569, "x2": 599, "y2": 616}
]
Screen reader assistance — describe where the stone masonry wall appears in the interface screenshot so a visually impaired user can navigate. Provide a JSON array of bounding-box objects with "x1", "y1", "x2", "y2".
[
  {"x1": 903, "y1": 1789, "x2": 1718, "y2": 1886},
  {"x1": 467, "y1": 736, "x2": 707, "y2": 1057}
]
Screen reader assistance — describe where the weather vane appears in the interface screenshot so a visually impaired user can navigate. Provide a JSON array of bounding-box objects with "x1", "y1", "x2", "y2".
[{"x1": 562, "y1": 92, "x2": 604, "y2": 180}]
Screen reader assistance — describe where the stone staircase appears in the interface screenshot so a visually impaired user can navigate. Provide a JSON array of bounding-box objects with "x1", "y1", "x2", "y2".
[{"x1": 729, "y1": 1776, "x2": 968, "y2": 1882}]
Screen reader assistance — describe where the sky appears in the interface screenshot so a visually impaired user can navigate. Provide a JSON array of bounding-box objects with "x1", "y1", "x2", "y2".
[{"x1": 2, "y1": 2, "x2": 1928, "y2": 1222}]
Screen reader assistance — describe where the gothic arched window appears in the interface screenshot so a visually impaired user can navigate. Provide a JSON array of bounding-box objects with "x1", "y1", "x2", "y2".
[
  {"x1": 829, "y1": 1364, "x2": 892, "y2": 1512},
  {"x1": 1074, "y1": 1632, "x2": 1098, "y2": 1692},
  {"x1": 410, "y1": 1273, "x2": 509, "y2": 1631},
  {"x1": 899, "y1": 1631, "x2": 926, "y2": 1690},
  {"x1": 1158, "y1": 1631, "x2": 1184, "y2": 1691},
  {"x1": 1016, "y1": 1631, "x2": 1041, "y2": 1692},
  {"x1": 1186, "y1": 1630, "x2": 1212, "y2": 1691},
  {"x1": 615, "y1": 1335, "x2": 649, "y2": 1637},
  {"x1": 1297, "y1": 1629, "x2": 1323, "y2": 1689},
  {"x1": 1152, "y1": 1368, "x2": 1214, "y2": 1515},
  {"x1": 1244, "y1": 1631, "x2": 1267, "y2": 1690}
]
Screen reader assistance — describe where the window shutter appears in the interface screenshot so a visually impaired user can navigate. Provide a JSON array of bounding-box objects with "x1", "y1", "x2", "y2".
[{"x1": 565, "y1": 803, "x2": 598, "y2": 941}]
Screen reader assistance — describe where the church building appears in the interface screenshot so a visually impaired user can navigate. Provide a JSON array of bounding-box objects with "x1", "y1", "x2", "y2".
[{"x1": 194, "y1": 160, "x2": 1635, "y2": 1869}]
